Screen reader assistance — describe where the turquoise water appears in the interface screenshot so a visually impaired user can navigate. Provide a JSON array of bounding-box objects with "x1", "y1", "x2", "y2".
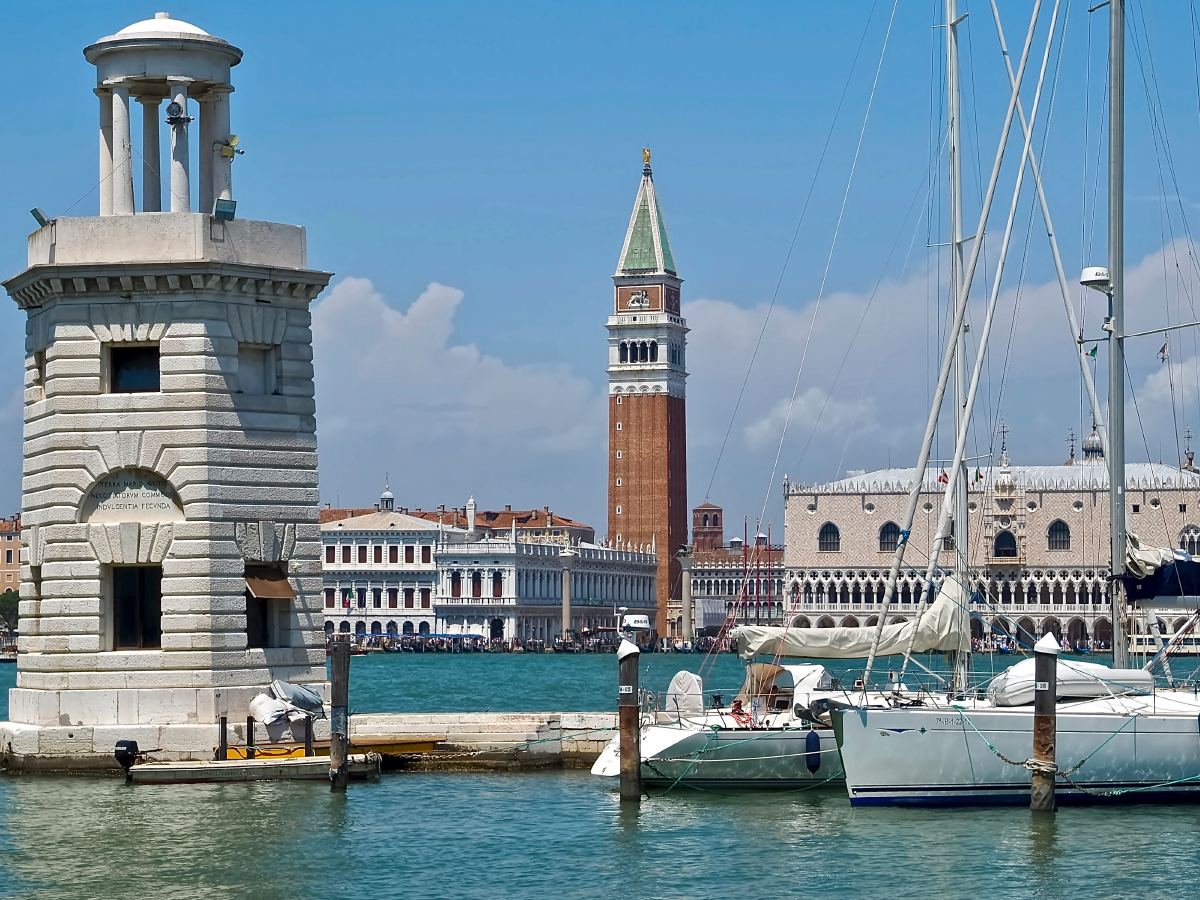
[
  {"x1": 4, "y1": 768, "x2": 1200, "y2": 898},
  {"x1": 9, "y1": 653, "x2": 1200, "y2": 898}
]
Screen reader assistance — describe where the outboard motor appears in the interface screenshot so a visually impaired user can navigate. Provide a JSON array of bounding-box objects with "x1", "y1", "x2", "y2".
[{"x1": 114, "y1": 740, "x2": 139, "y2": 780}]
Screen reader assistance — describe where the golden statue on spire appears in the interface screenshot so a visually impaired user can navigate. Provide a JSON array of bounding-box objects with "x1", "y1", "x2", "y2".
[{"x1": 642, "y1": 147, "x2": 651, "y2": 165}]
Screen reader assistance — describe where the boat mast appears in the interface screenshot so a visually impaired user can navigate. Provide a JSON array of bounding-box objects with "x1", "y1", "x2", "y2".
[
  {"x1": 947, "y1": 0, "x2": 971, "y2": 689},
  {"x1": 1108, "y1": 0, "x2": 1129, "y2": 668}
]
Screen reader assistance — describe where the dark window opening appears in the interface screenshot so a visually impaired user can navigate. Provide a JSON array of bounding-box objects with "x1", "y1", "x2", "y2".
[
  {"x1": 374, "y1": 545, "x2": 382, "y2": 564},
  {"x1": 619, "y1": 343, "x2": 628, "y2": 363},
  {"x1": 472, "y1": 571, "x2": 483, "y2": 598},
  {"x1": 404, "y1": 588, "x2": 414, "y2": 608},
  {"x1": 325, "y1": 545, "x2": 335, "y2": 563},
  {"x1": 405, "y1": 545, "x2": 414, "y2": 563},
  {"x1": 113, "y1": 566, "x2": 162, "y2": 649},
  {"x1": 649, "y1": 341, "x2": 658, "y2": 362},
  {"x1": 1048, "y1": 520, "x2": 1071, "y2": 551},
  {"x1": 388, "y1": 588, "x2": 398, "y2": 608},
  {"x1": 493, "y1": 572, "x2": 503, "y2": 598},
  {"x1": 341, "y1": 546, "x2": 350, "y2": 564},
  {"x1": 110, "y1": 345, "x2": 160, "y2": 393},
  {"x1": 421, "y1": 588, "x2": 431, "y2": 608},
  {"x1": 421, "y1": 545, "x2": 431, "y2": 564},
  {"x1": 994, "y1": 530, "x2": 1018, "y2": 558},
  {"x1": 389, "y1": 545, "x2": 398, "y2": 564},
  {"x1": 325, "y1": 588, "x2": 335, "y2": 608},
  {"x1": 356, "y1": 588, "x2": 366, "y2": 608},
  {"x1": 879, "y1": 521, "x2": 901, "y2": 553},
  {"x1": 372, "y1": 588, "x2": 382, "y2": 608},
  {"x1": 452, "y1": 573, "x2": 462, "y2": 597},
  {"x1": 818, "y1": 522, "x2": 840, "y2": 552},
  {"x1": 357, "y1": 545, "x2": 367, "y2": 564},
  {"x1": 245, "y1": 564, "x2": 294, "y2": 649}
]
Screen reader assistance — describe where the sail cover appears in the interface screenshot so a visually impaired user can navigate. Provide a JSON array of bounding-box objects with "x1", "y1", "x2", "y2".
[{"x1": 735, "y1": 580, "x2": 969, "y2": 660}]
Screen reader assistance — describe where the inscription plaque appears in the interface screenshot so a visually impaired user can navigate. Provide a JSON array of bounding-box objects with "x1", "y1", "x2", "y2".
[{"x1": 82, "y1": 470, "x2": 184, "y2": 523}]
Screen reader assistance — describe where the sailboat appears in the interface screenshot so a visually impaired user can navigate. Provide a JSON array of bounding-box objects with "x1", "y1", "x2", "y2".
[{"x1": 833, "y1": 0, "x2": 1200, "y2": 806}]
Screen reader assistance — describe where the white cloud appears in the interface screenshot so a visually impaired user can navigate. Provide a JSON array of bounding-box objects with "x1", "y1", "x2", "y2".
[{"x1": 312, "y1": 277, "x2": 606, "y2": 519}]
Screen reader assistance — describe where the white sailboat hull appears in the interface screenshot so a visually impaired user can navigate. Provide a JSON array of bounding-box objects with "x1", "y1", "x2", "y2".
[
  {"x1": 835, "y1": 694, "x2": 1200, "y2": 806},
  {"x1": 592, "y1": 720, "x2": 842, "y2": 788}
]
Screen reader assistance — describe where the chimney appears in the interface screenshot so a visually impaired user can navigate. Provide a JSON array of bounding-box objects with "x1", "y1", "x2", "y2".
[
  {"x1": 505, "y1": 504, "x2": 511, "y2": 512},
  {"x1": 437, "y1": 505, "x2": 445, "y2": 513}
]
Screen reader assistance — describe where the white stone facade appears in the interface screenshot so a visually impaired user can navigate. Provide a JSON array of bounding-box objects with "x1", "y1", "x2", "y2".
[
  {"x1": 320, "y1": 509, "x2": 658, "y2": 642},
  {"x1": 1, "y1": 15, "x2": 331, "y2": 767}
]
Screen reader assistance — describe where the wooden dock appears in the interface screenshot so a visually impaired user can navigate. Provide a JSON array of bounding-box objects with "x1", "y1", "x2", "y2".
[{"x1": 349, "y1": 712, "x2": 617, "y2": 770}]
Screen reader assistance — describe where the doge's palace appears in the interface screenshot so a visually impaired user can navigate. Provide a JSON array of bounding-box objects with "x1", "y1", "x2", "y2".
[{"x1": 783, "y1": 430, "x2": 1200, "y2": 650}]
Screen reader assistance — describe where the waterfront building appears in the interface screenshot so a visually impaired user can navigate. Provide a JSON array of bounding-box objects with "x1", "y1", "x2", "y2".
[
  {"x1": 1, "y1": 14, "x2": 330, "y2": 766},
  {"x1": 781, "y1": 430, "x2": 1200, "y2": 648},
  {"x1": 607, "y1": 150, "x2": 689, "y2": 637},
  {"x1": 321, "y1": 490, "x2": 658, "y2": 642},
  {"x1": 687, "y1": 503, "x2": 786, "y2": 633},
  {"x1": 1, "y1": 515, "x2": 20, "y2": 594}
]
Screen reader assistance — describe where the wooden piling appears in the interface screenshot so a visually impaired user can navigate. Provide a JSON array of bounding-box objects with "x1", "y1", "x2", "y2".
[
  {"x1": 330, "y1": 633, "x2": 351, "y2": 791},
  {"x1": 217, "y1": 716, "x2": 227, "y2": 761},
  {"x1": 1030, "y1": 633, "x2": 1059, "y2": 813},
  {"x1": 304, "y1": 716, "x2": 314, "y2": 757},
  {"x1": 617, "y1": 638, "x2": 641, "y2": 802},
  {"x1": 246, "y1": 716, "x2": 256, "y2": 760}
]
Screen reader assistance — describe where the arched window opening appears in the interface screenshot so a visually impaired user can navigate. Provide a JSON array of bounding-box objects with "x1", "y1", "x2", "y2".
[
  {"x1": 713, "y1": 514, "x2": 719, "y2": 526},
  {"x1": 703, "y1": 514, "x2": 709, "y2": 526},
  {"x1": 649, "y1": 341, "x2": 658, "y2": 362},
  {"x1": 492, "y1": 572, "x2": 503, "y2": 598},
  {"x1": 472, "y1": 571, "x2": 483, "y2": 598},
  {"x1": 879, "y1": 521, "x2": 901, "y2": 553},
  {"x1": 619, "y1": 342, "x2": 628, "y2": 363},
  {"x1": 1180, "y1": 526, "x2": 1200, "y2": 556},
  {"x1": 818, "y1": 522, "x2": 841, "y2": 552},
  {"x1": 1048, "y1": 519, "x2": 1071, "y2": 551},
  {"x1": 993, "y1": 530, "x2": 1018, "y2": 558}
]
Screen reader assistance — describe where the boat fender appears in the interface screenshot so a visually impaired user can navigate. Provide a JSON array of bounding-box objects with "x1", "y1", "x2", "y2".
[{"x1": 804, "y1": 727, "x2": 821, "y2": 773}]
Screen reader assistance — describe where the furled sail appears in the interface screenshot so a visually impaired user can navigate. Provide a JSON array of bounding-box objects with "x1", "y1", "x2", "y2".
[
  {"x1": 1123, "y1": 533, "x2": 1200, "y2": 610},
  {"x1": 735, "y1": 579, "x2": 969, "y2": 660}
]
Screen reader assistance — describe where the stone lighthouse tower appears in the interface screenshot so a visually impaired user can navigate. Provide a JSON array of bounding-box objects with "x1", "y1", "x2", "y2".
[
  {"x1": 0, "y1": 14, "x2": 331, "y2": 768},
  {"x1": 606, "y1": 151, "x2": 688, "y2": 638}
]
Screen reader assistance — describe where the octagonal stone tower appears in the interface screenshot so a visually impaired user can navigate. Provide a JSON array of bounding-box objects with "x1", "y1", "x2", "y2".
[{"x1": 0, "y1": 14, "x2": 332, "y2": 769}]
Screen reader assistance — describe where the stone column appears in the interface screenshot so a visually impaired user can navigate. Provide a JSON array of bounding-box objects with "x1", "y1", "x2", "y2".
[
  {"x1": 138, "y1": 96, "x2": 162, "y2": 212},
  {"x1": 211, "y1": 86, "x2": 234, "y2": 208},
  {"x1": 560, "y1": 549, "x2": 575, "y2": 640},
  {"x1": 167, "y1": 79, "x2": 192, "y2": 212},
  {"x1": 96, "y1": 88, "x2": 113, "y2": 216},
  {"x1": 680, "y1": 551, "x2": 694, "y2": 645},
  {"x1": 110, "y1": 85, "x2": 135, "y2": 215},
  {"x1": 198, "y1": 93, "x2": 215, "y2": 215}
]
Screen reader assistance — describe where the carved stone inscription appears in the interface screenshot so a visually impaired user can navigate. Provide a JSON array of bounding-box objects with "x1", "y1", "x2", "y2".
[{"x1": 82, "y1": 470, "x2": 184, "y2": 523}]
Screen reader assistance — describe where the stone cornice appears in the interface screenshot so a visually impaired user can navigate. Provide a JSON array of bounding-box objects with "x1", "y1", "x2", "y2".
[{"x1": 4, "y1": 260, "x2": 332, "y2": 310}]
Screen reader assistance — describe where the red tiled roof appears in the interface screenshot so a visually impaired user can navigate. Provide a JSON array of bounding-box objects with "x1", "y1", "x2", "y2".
[{"x1": 318, "y1": 506, "x2": 591, "y2": 531}]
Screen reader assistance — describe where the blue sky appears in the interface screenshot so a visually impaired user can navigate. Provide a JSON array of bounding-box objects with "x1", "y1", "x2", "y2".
[{"x1": 4, "y1": 2, "x2": 1200, "y2": 536}]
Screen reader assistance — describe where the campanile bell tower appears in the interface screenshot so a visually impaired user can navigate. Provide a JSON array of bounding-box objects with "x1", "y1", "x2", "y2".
[{"x1": 607, "y1": 151, "x2": 688, "y2": 637}]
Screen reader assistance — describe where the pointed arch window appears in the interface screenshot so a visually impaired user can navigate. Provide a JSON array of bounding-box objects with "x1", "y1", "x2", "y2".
[
  {"x1": 818, "y1": 522, "x2": 841, "y2": 552},
  {"x1": 712, "y1": 514, "x2": 719, "y2": 526},
  {"x1": 993, "y1": 530, "x2": 1018, "y2": 558},
  {"x1": 1048, "y1": 520, "x2": 1071, "y2": 551},
  {"x1": 878, "y1": 521, "x2": 901, "y2": 553},
  {"x1": 1181, "y1": 526, "x2": 1200, "y2": 556}
]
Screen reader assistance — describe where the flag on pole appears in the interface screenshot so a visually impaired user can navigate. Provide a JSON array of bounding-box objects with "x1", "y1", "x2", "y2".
[
  {"x1": 1160, "y1": 342, "x2": 1170, "y2": 362},
  {"x1": 1087, "y1": 345, "x2": 1097, "y2": 358},
  {"x1": 974, "y1": 467, "x2": 983, "y2": 483},
  {"x1": 938, "y1": 470, "x2": 948, "y2": 484}
]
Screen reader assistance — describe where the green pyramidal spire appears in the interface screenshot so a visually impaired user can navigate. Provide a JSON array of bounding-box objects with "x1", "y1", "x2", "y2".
[{"x1": 616, "y1": 151, "x2": 677, "y2": 276}]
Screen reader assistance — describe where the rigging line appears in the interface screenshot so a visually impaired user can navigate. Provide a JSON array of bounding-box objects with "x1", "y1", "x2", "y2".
[
  {"x1": 758, "y1": 0, "x2": 901, "y2": 525},
  {"x1": 835, "y1": 177, "x2": 936, "y2": 487},
  {"x1": 802, "y1": 127, "x2": 950, "y2": 481},
  {"x1": 701, "y1": 0, "x2": 882, "y2": 503}
]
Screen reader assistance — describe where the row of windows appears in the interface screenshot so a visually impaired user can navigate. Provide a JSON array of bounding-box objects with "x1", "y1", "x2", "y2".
[
  {"x1": 325, "y1": 587, "x2": 432, "y2": 609},
  {"x1": 451, "y1": 571, "x2": 504, "y2": 598},
  {"x1": 325, "y1": 544, "x2": 432, "y2": 564},
  {"x1": 326, "y1": 621, "x2": 431, "y2": 636},
  {"x1": 815, "y1": 520, "x2": 1074, "y2": 553}
]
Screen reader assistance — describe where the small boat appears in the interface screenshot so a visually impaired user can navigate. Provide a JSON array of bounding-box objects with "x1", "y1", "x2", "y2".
[
  {"x1": 592, "y1": 663, "x2": 844, "y2": 789},
  {"x1": 128, "y1": 752, "x2": 383, "y2": 784}
]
